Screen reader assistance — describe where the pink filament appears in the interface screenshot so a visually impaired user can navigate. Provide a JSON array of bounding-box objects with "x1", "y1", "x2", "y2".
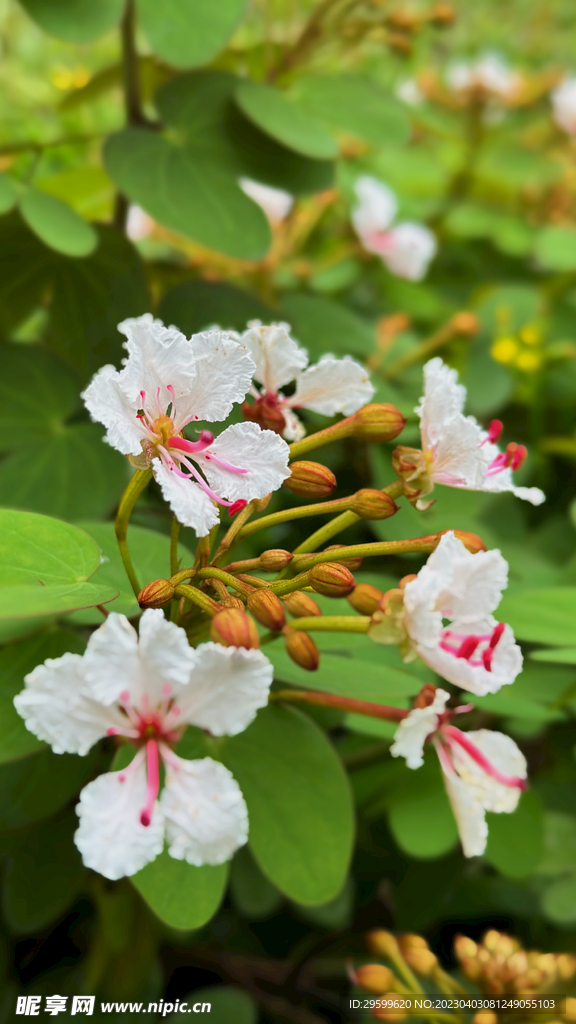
[
  {"x1": 480, "y1": 420, "x2": 503, "y2": 447},
  {"x1": 140, "y1": 740, "x2": 160, "y2": 826},
  {"x1": 170, "y1": 432, "x2": 214, "y2": 455},
  {"x1": 444, "y1": 726, "x2": 527, "y2": 790}
]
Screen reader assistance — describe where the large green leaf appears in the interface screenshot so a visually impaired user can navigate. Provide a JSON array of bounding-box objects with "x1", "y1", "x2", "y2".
[
  {"x1": 0, "y1": 344, "x2": 79, "y2": 448},
  {"x1": 104, "y1": 128, "x2": 270, "y2": 260},
  {"x1": 0, "y1": 510, "x2": 117, "y2": 619},
  {"x1": 235, "y1": 81, "x2": 338, "y2": 160},
  {"x1": 19, "y1": 188, "x2": 98, "y2": 258},
  {"x1": 229, "y1": 846, "x2": 282, "y2": 919},
  {"x1": 387, "y1": 755, "x2": 459, "y2": 859},
  {"x1": 137, "y1": 0, "x2": 247, "y2": 69},
  {"x1": 221, "y1": 704, "x2": 354, "y2": 904},
  {"x1": 485, "y1": 791, "x2": 543, "y2": 878},
  {"x1": 0, "y1": 745, "x2": 103, "y2": 830},
  {"x1": 281, "y1": 293, "x2": 376, "y2": 359},
  {"x1": 292, "y1": 75, "x2": 410, "y2": 147},
  {"x1": 268, "y1": 646, "x2": 418, "y2": 703},
  {"x1": 0, "y1": 173, "x2": 18, "y2": 215},
  {"x1": 534, "y1": 225, "x2": 576, "y2": 272},
  {"x1": 69, "y1": 521, "x2": 194, "y2": 625},
  {"x1": 158, "y1": 280, "x2": 275, "y2": 337},
  {"x1": 530, "y1": 647, "x2": 576, "y2": 664},
  {"x1": 132, "y1": 851, "x2": 228, "y2": 930},
  {"x1": 0, "y1": 629, "x2": 85, "y2": 764},
  {"x1": 169, "y1": 987, "x2": 256, "y2": 1024},
  {"x1": 17, "y1": 0, "x2": 124, "y2": 42},
  {"x1": 498, "y1": 588, "x2": 576, "y2": 646}
]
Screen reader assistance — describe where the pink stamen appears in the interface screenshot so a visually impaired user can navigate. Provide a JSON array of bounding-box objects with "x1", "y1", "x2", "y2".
[
  {"x1": 166, "y1": 384, "x2": 176, "y2": 415},
  {"x1": 159, "y1": 741, "x2": 181, "y2": 770},
  {"x1": 482, "y1": 648, "x2": 493, "y2": 671},
  {"x1": 489, "y1": 622, "x2": 505, "y2": 649},
  {"x1": 176, "y1": 454, "x2": 237, "y2": 507},
  {"x1": 140, "y1": 739, "x2": 160, "y2": 826},
  {"x1": 455, "y1": 703, "x2": 475, "y2": 714},
  {"x1": 204, "y1": 453, "x2": 248, "y2": 475},
  {"x1": 169, "y1": 432, "x2": 214, "y2": 455},
  {"x1": 444, "y1": 726, "x2": 527, "y2": 790},
  {"x1": 228, "y1": 499, "x2": 247, "y2": 517},
  {"x1": 480, "y1": 420, "x2": 503, "y2": 447},
  {"x1": 456, "y1": 636, "x2": 480, "y2": 660},
  {"x1": 511, "y1": 444, "x2": 527, "y2": 471}
]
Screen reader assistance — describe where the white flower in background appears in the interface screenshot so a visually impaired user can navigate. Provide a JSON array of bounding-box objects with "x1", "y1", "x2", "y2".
[
  {"x1": 395, "y1": 79, "x2": 424, "y2": 107},
  {"x1": 240, "y1": 321, "x2": 374, "y2": 442},
  {"x1": 393, "y1": 358, "x2": 545, "y2": 507},
  {"x1": 447, "y1": 53, "x2": 522, "y2": 100},
  {"x1": 551, "y1": 77, "x2": 576, "y2": 136},
  {"x1": 352, "y1": 176, "x2": 437, "y2": 281},
  {"x1": 239, "y1": 178, "x2": 294, "y2": 223},
  {"x1": 14, "y1": 610, "x2": 273, "y2": 880},
  {"x1": 370, "y1": 531, "x2": 523, "y2": 695},
  {"x1": 126, "y1": 205, "x2": 154, "y2": 242},
  {"x1": 82, "y1": 315, "x2": 290, "y2": 536},
  {"x1": 391, "y1": 686, "x2": 527, "y2": 856}
]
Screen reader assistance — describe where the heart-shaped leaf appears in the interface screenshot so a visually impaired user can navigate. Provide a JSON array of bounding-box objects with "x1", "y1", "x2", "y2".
[{"x1": 20, "y1": 188, "x2": 98, "y2": 257}]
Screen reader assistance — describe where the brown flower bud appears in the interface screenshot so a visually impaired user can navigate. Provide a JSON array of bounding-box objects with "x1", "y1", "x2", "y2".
[
  {"x1": 347, "y1": 583, "x2": 384, "y2": 615},
  {"x1": 451, "y1": 311, "x2": 479, "y2": 336},
  {"x1": 247, "y1": 589, "x2": 286, "y2": 631},
  {"x1": 259, "y1": 549, "x2": 294, "y2": 571},
  {"x1": 440, "y1": 529, "x2": 486, "y2": 554},
  {"x1": 454, "y1": 935, "x2": 478, "y2": 962},
  {"x1": 352, "y1": 404, "x2": 407, "y2": 443},
  {"x1": 283, "y1": 591, "x2": 322, "y2": 617},
  {"x1": 412, "y1": 684, "x2": 438, "y2": 710},
  {"x1": 401, "y1": 947, "x2": 438, "y2": 977},
  {"x1": 138, "y1": 578, "x2": 175, "y2": 609},
  {"x1": 210, "y1": 608, "x2": 260, "y2": 649},
  {"x1": 284, "y1": 461, "x2": 336, "y2": 498},
  {"x1": 283, "y1": 628, "x2": 319, "y2": 671},
  {"x1": 368, "y1": 930, "x2": 402, "y2": 960},
  {"x1": 352, "y1": 489, "x2": 399, "y2": 520},
  {"x1": 325, "y1": 544, "x2": 363, "y2": 570},
  {"x1": 309, "y1": 562, "x2": 355, "y2": 597},
  {"x1": 221, "y1": 594, "x2": 245, "y2": 610},
  {"x1": 429, "y1": 3, "x2": 455, "y2": 26},
  {"x1": 242, "y1": 394, "x2": 286, "y2": 434},
  {"x1": 355, "y1": 964, "x2": 395, "y2": 994}
]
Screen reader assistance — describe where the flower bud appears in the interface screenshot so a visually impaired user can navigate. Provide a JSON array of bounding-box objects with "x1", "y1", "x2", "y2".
[
  {"x1": 210, "y1": 608, "x2": 260, "y2": 649},
  {"x1": 368, "y1": 930, "x2": 402, "y2": 961},
  {"x1": 138, "y1": 578, "x2": 175, "y2": 609},
  {"x1": 429, "y1": 3, "x2": 455, "y2": 26},
  {"x1": 347, "y1": 583, "x2": 384, "y2": 615},
  {"x1": 440, "y1": 529, "x2": 486, "y2": 554},
  {"x1": 242, "y1": 394, "x2": 286, "y2": 434},
  {"x1": 283, "y1": 591, "x2": 322, "y2": 618},
  {"x1": 352, "y1": 404, "x2": 406, "y2": 443},
  {"x1": 283, "y1": 628, "x2": 319, "y2": 671},
  {"x1": 284, "y1": 461, "x2": 336, "y2": 498},
  {"x1": 259, "y1": 549, "x2": 294, "y2": 571},
  {"x1": 454, "y1": 935, "x2": 478, "y2": 962},
  {"x1": 222, "y1": 595, "x2": 246, "y2": 610},
  {"x1": 309, "y1": 562, "x2": 355, "y2": 597},
  {"x1": 325, "y1": 544, "x2": 363, "y2": 570},
  {"x1": 451, "y1": 311, "x2": 479, "y2": 336},
  {"x1": 352, "y1": 489, "x2": 399, "y2": 520},
  {"x1": 247, "y1": 590, "x2": 286, "y2": 631},
  {"x1": 401, "y1": 946, "x2": 438, "y2": 977},
  {"x1": 355, "y1": 964, "x2": 395, "y2": 994}
]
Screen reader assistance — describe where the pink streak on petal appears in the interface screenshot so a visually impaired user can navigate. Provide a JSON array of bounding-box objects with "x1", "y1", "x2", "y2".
[
  {"x1": 140, "y1": 739, "x2": 160, "y2": 826},
  {"x1": 444, "y1": 726, "x2": 527, "y2": 790}
]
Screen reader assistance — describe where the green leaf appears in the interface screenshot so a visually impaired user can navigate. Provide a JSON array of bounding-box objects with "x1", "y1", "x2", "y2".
[
  {"x1": 387, "y1": 754, "x2": 459, "y2": 859},
  {"x1": 0, "y1": 629, "x2": 84, "y2": 763},
  {"x1": 469, "y1": 692, "x2": 564, "y2": 723},
  {"x1": 292, "y1": 75, "x2": 410, "y2": 147},
  {"x1": 535, "y1": 811, "x2": 576, "y2": 876},
  {"x1": 68, "y1": 521, "x2": 194, "y2": 625},
  {"x1": 235, "y1": 82, "x2": 338, "y2": 160},
  {"x1": 0, "y1": 173, "x2": 17, "y2": 215},
  {"x1": 158, "y1": 279, "x2": 275, "y2": 337},
  {"x1": 137, "y1": 0, "x2": 247, "y2": 69},
  {"x1": 530, "y1": 647, "x2": 576, "y2": 664},
  {"x1": 0, "y1": 745, "x2": 103, "y2": 830},
  {"x1": 293, "y1": 875, "x2": 354, "y2": 930},
  {"x1": 281, "y1": 293, "x2": 376, "y2": 360},
  {"x1": 104, "y1": 128, "x2": 270, "y2": 260},
  {"x1": 229, "y1": 846, "x2": 282, "y2": 919},
  {"x1": 169, "y1": 987, "x2": 256, "y2": 1024},
  {"x1": 0, "y1": 344, "x2": 79, "y2": 448},
  {"x1": 19, "y1": 188, "x2": 98, "y2": 258},
  {"x1": 221, "y1": 704, "x2": 354, "y2": 905},
  {"x1": 534, "y1": 225, "x2": 576, "y2": 272},
  {"x1": 268, "y1": 647, "x2": 418, "y2": 703},
  {"x1": 17, "y1": 0, "x2": 124, "y2": 42},
  {"x1": 2, "y1": 809, "x2": 85, "y2": 932},
  {"x1": 0, "y1": 509, "x2": 117, "y2": 619},
  {"x1": 132, "y1": 850, "x2": 228, "y2": 930},
  {"x1": 541, "y1": 875, "x2": 576, "y2": 925},
  {"x1": 484, "y1": 791, "x2": 543, "y2": 878},
  {"x1": 498, "y1": 588, "x2": 576, "y2": 646}
]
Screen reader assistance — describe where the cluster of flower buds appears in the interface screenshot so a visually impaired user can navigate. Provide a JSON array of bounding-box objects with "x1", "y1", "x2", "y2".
[
  {"x1": 351, "y1": 930, "x2": 457, "y2": 1021},
  {"x1": 455, "y1": 931, "x2": 576, "y2": 997}
]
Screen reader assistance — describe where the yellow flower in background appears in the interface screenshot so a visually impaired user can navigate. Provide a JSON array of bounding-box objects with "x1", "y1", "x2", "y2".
[
  {"x1": 492, "y1": 322, "x2": 545, "y2": 372},
  {"x1": 491, "y1": 337, "x2": 519, "y2": 364},
  {"x1": 516, "y1": 350, "x2": 543, "y2": 372},
  {"x1": 519, "y1": 324, "x2": 542, "y2": 346},
  {"x1": 50, "y1": 66, "x2": 90, "y2": 91}
]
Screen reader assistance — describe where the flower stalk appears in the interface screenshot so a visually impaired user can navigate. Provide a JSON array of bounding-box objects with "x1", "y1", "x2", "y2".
[
  {"x1": 270, "y1": 689, "x2": 409, "y2": 720},
  {"x1": 115, "y1": 468, "x2": 153, "y2": 597},
  {"x1": 283, "y1": 615, "x2": 370, "y2": 632},
  {"x1": 293, "y1": 479, "x2": 404, "y2": 555}
]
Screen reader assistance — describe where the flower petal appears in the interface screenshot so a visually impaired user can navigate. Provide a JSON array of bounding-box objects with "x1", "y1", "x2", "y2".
[
  {"x1": 75, "y1": 766, "x2": 164, "y2": 880},
  {"x1": 81, "y1": 364, "x2": 145, "y2": 457},
  {"x1": 352, "y1": 176, "x2": 397, "y2": 237},
  {"x1": 416, "y1": 358, "x2": 468, "y2": 450},
  {"x1": 281, "y1": 406, "x2": 306, "y2": 442},
  {"x1": 415, "y1": 621, "x2": 522, "y2": 695},
  {"x1": 239, "y1": 179, "x2": 293, "y2": 223},
  {"x1": 117, "y1": 314, "x2": 198, "y2": 409},
  {"x1": 405, "y1": 532, "x2": 509, "y2": 621},
  {"x1": 240, "y1": 321, "x2": 308, "y2": 393},
  {"x1": 199, "y1": 422, "x2": 290, "y2": 502},
  {"x1": 441, "y1": 767, "x2": 488, "y2": 857},
  {"x1": 380, "y1": 223, "x2": 437, "y2": 281},
  {"x1": 289, "y1": 355, "x2": 374, "y2": 416},
  {"x1": 14, "y1": 653, "x2": 125, "y2": 755},
  {"x1": 390, "y1": 689, "x2": 450, "y2": 769},
  {"x1": 160, "y1": 756, "x2": 248, "y2": 866},
  {"x1": 137, "y1": 609, "x2": 197, "y2": 704},
  {"x1": 153, "y1": 459, "x2": 220, "y2": 537},
  {"x1": 451, "y1": 729, "x2": 527, "y2": 813},
  {"x1": 177, "y1": 643, "x2": 272, "y2": 736},
  {"x1": 83, "y1": 614, "x2": 140, "y2": 705},
  {"x1": 174, "y1": 331, "x2": 256, "y2": 426}
]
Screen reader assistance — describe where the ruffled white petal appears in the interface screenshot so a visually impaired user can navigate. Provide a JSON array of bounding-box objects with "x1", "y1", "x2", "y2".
[
  {"x1": 240, "y1": 321, "x2": 308, "y2": 394},
  {"x1": 352, "y1": 176, "x2": 397, "y2": 237},
  {"x1": 75, "y1": 766, "x2": 164, "y2": 880},
  {"x1": 160, "y1": 756, "x2": 248, "y2": 866},
  {"x1": 177, "y1": 643, "x2": 273, "y2": 736},
  {"x1": 239, "y1": 179, "x2": 293, "y2": 223},
  {"x1": 117, "y1": 314, "x2": 198, "y2": 409},
  {"x1": 152, "y1": 459, "x2": 220, "y2": 537},
  {"x1": 417, "y1": 358, "x2": 467, "y2": 449},
  {"x1": 199, "y1": 422, "x2": 291, "y2": 502},
  {"x1": 281, "y1": 406, "x2": 306, "y2": 442},
  {"x1": 416, "y1": 621, "x2": 521, "y2": 695},
  {"x1": 552, "y1": 78, "x2": 576, "y2": 135},
  {"x1": 452, "y1": 729, "x2": 527, "y2": 813},
  {"x1": 288, "y1": 355, "x2": 374, "y2": 416},
  {"x1": 380, "y1": 223, "x2": 437, "y2": 281},
  {"x1": 408, "y1": 532, "x2": 509, "y2": 621},
  {"x1": 83, "y1": 614, "x2": 140, "y2": 705},
  {"x1": 14, "y1": 652, "x2": 125, "y2": 756},
  {"x1": 390, "y1": 689, "x2": 450, "y2": 769},
  {"x1": 175, "y1": 331, "x2": 256, "y2": 425},
  {"x1": 442, "y1": 768, "x2": 488, "y2": 857},
  {"x1": 137, "y1": 609, "x2": 197, "y2": 704},
  {"x1": 81, "y1": 365, "x2": 145, "y2": 457}
]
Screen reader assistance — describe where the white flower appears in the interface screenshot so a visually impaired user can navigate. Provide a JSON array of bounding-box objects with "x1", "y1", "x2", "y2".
[
  {"x1": 352, "y1": 176, "x2": 437, "y2": 281},
  {"x1": 126, "y1": 205, "x2": 154, "y2": 241},
  {"x1": 82, "y1": 315, "x2": 290, "y2": 535},
  {"x1": 447, "y1": 54, "x2": 522, "y2": 100},
  {"x1": 391, "y1": 687, "x2": 527, "y2": 856},
  {"x1": 395, "y1": 357, "x2": 545, "y2": 507},
  {"x1": 551, "y1": 78, "x2": 576, "y2": 136},
  {"x1": 240, "y1": 321, "x2": 374, "y2": 441},
  {"x1": 239, "y1": 178, "x2": 294, "y2": 223},
  {"x1": 395, "y1": 79, "x2": 424, "y2": 107},
  {"x1": 14, "y1": 610, "x2": 274, "y2": 880}
]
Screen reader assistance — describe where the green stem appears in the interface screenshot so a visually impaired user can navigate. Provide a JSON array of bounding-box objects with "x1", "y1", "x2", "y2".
[
  {"x1": 213, "y1": 498, "x2": 261, "y2": 565},
  {"x1": 383, "y1": 318, "x2": 459, "y2": 380},
  {"x1": 173, "y1": 584, "x2": 220, "y2": 616},
  {"x1": 267, "y1": 573, "x2": 312, "y2": 597},
  {"x1": 238, "y1": 495, "x2": 354, "y2": 539},
  {"x1": 292, "y1": 533, "x2": 442, "y2": 570},
  {"x1": 170, "y1": 517, "x2": 181, "y2": 576},
  {"x1": 115, "y1": 469, "x2": 152, "y2": 598},
  {"x1": 194, "y1": 567, "x2": 254, "y2": 597},
  {"x1": 286, "y1": 615, "x2": 370, "y2": 632},
  {"x1": 293, "y1": 479, "x2": 404, "y2": 555},
  {"x1": 270, "y1": 689, "x2": 408, "y2": 720},
  {"x1": 288, "y1": 417, "x2": 355, "y2": 460}
]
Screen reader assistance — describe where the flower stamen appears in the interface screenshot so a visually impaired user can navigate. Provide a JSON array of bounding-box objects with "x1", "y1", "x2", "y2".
[{"x1": 140, "y1": 739, "x2": 160, "y2": 826}]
